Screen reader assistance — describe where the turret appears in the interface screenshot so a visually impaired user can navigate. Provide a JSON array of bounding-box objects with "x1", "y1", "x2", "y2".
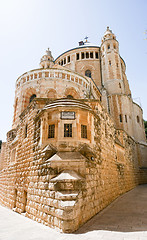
[
  {"x1": 40, "y1": 48, "x2": 54, "y2": 68},
  {"x1": 101, "y1": 27, "x2": 125, "y2": 95}
]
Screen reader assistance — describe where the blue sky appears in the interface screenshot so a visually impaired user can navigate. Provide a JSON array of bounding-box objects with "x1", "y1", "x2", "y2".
[{"x1": 0, "y1": 0, "x2": 146, "y2": 141}]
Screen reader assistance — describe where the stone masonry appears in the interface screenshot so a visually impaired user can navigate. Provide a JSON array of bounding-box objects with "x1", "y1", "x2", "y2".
[{"x1": 0, "y1": 27, "x2": 147, "y2": 232}]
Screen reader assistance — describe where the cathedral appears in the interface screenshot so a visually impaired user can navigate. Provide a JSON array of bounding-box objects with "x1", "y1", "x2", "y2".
[{"x1": 0, "y1": 27, "x2": 147, "y2": 232}]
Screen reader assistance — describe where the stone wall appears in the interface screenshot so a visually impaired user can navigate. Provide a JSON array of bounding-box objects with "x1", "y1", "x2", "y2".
[{"x1": 0, "y1": 99, "x2": 146, "y2": 232}]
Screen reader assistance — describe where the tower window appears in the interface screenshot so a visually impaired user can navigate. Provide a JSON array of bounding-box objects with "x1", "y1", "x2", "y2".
[
  {"x1": 64, "y1": 124, "x2": 72, "y2": 137},
  {"x1": 68, "y1": 56, "x2": 70, "y2": 63},
  {"x1": 119, "y1": 83, "x2": 121, "y2": 88},
  {"x1": 64, "y1": 58, "x2": 66, "y2": 64},
  {"x1": 95, "y1": 52, "x2": 98, "y2": 59},
  {"x1": 137, "y1": 116, "x2": 140, "y2": 123},
  {"x1": 81, "y1": 125, "x2": 87, "y2": 139},
  {"x1": 61, "y1": 60, "x2": 63, "y2": 66},
  {"x1": 48, "y1": 124, "x2": 55, "y2": 138},
  {"x1": 76, "y1": 53, "x2": 79, "y2": 60},
  {"x1": 85, "y1": 70, "x2": 91, "y2": 78},
  {"x1": 119, "y1": 114, "x2": 122, "y2": 123},
  {"x1": 90, "y1": 52, "x2": 93, "y2": 58},
  {"x1": 109, "y1": 60, "x2": 111, "y2": 66},
  {"x1": 86, "y1": 52, "x2": 89, "y2": 58},
  {"x1": 81, "y1": 52, "x2": 84, "y2": 59},
  {"x1": 29, "y1": 94, "x2": 36, "y2": 103},
  {"x1": 114, "y1": 44, "x2": 116, "y2": 49},
  {"x1": 125, "y1": 115, "x2": 127, "y2": 123},
  {"x1": 108, "y1": 44, "x2": 110, "y2": 49},
  {"x1": 117, "y1": 63, "x2": 119, "y2": 67}
]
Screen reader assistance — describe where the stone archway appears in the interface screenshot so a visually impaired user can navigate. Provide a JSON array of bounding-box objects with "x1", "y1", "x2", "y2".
[
  {"x1": 64, "y1": 87, "x2": 80, "y2": 99},
  {"x1": 47, "y1": 89, "x2": 57, "y2": 99},
  {"x1": 22, "y1": 87, "x2": 37, "y2": 111}
]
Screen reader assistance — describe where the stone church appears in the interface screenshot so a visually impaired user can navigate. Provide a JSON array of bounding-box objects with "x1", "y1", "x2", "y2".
[{"x1": 0, "y1": 27, "x2": 147, "y2": 232}]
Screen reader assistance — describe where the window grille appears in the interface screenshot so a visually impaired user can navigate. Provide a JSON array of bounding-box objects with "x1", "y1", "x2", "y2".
[
  {"x1": 81, "y1": 125, "x2": 87, "y2": 138},
  {"x1": 64, "y1": 124, "x2": 72, "y2": 137},
  {"x1": 48, "y1": 124, "x2": 55, "y2": 138}
]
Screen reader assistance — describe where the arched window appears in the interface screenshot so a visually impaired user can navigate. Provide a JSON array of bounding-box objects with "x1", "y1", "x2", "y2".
[
  {"x1": 29, "y1": 94, "x2": 36, "y2": 103},
  {"x1": 119, "y1": 114, "x2": 122, "y2": 122},
  {"x1": 85, "y1": 70, "x2": 91, "y2": 78},
  {"x1": 67, "y1": 95, "x2": 74, "y2": 99}
]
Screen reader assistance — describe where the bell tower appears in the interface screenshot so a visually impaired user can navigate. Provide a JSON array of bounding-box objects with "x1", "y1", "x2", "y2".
[{"x1": 101, "y1": 27, "x2": 125, "y2": 95}]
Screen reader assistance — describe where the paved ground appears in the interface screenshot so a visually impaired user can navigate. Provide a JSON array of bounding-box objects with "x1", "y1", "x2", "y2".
[{"x1": 0, "y1": 185, "x2": 147, "y2": 240}]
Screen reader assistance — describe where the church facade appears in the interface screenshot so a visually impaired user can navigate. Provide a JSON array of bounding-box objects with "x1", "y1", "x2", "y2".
[{"x1": 0, "y1": 27, "x2": 147, "y2": 232}]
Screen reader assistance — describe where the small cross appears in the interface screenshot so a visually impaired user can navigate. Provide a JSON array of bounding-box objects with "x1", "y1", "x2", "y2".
[{"x1": 84, "y1": 36, "x2": 88, "y2": 42}]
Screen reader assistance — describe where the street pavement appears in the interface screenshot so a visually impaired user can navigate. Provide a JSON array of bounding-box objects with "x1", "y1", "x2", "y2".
[{"x1": 0, "y1": 184, "x2": 147, "y2": 240}]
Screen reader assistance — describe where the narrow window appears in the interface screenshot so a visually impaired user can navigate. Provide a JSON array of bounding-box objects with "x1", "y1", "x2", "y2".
[
  {"x1": 109, "y1": 60, "x2": 111, "y2": 66},
  {"x1": 95, "y1": 52, "x2": 98, "y2": 59},
  {"x1": 81, "y1": 52, "x2": 84, "y2": 59},
  {"x1": 13, "y1": 189, "x2": 17, "y2": 208},
  {"x1": 113, "y1": 44, "x2": 116, "y2": 49},
  {"x1": 48, "y1": 124, "x2": 55, "y2": 138},
  {"x1": 25, "y1": 124, "x2": 28, "y2": 138},
  {"x1": 76, "y1": 53, "x2": 79, "y2": 60},
  {"x1": 90, "y1": 52, "x2": 93, "y2": 58},
  {"x1": 61, "y1": 60, "x2": 63, "y2": 66},
  {"x1": 137, "y1": 116, "x2": 140, "y2": 123},
  {"x1": 85, "y1": 70, "x2": 91, "y2": 78},
  {"x1": 81, "y1": 125, "x2": 87, "y2": 139},
  {"x1": 119, "y1": 114, "x2": 122, "y2": 122},
  {"x1": 117, "y1": 63, "x2": 119, "y2": 67},
  {"x1": 125, "y1": 115, "x2": 127, "y2": 123},
  {"x1": 59, "y1": 61, "x2": 61, "y2": 65},
  {"x1": 64, "y1": 58, "x2": 66, "y2": 64},
  {"x1": 119, "y1": 83, "x2": 121, "y2": 88},
  {"x1": 64, "y1": 124, "x2": 72, "y2": 137},
  {"x1": 22, "y1": 191, "x2": 27, "y2": 213},
  {"x1": 68, "y1": 56, "x2": 70, "y2": 63},
  {"x1": 29, "y1": 94, "x2": 36, "y2": 103},
  {"x1": 108, "y1": 44, "x2": 110, "y2": 49},
  {"x1": 86, "y1": 52, "x2": 89, "y2": 58},
  {"x1": 100, "y1": 96, "x2": 102, "y2": 101}
]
